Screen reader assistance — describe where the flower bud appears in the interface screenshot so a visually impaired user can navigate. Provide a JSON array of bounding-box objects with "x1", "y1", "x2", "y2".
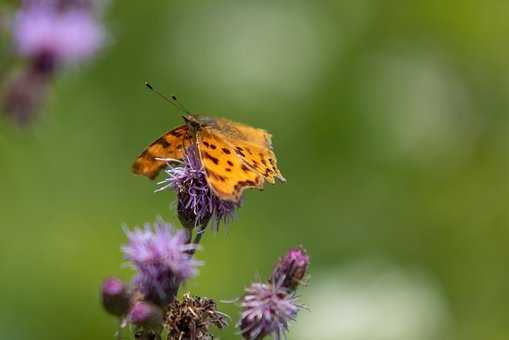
[
  {"x1": 101, "y1": 277, "x2": 131, "y2": 317},
  {"x1": 270, "y1": 246, "x2": 309, "y2": 291},
  {"x1": 128, "y1": 302, "x2": 163, "y2": 330}
]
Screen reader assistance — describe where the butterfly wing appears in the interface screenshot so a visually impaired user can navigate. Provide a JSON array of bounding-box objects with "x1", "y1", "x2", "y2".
[
  {"x1": 132, "y1": 125, "x2": 191, "y2": 179},
  {"x1": 221, "y1": 139, "x2": 285, "y2": 184},
  {"x1": 213, "y1": 117, "x2": 273, "y2": 146},
  {"x1": 197, "y1": 128, "x2": 264, "y2": 202},
  {"x1": 205, "y1": 117, "x2": 285, "y2": 183}
]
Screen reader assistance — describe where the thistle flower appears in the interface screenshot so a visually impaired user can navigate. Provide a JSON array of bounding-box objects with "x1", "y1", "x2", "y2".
[
  {"x1": 270, "y1": 246, "x2": 309, "y2": 292},
  {"x1": 122, "y1": 219, "x2": 202, "y2": 306},
  {"x1": 158, "y1": 145, "x2": 239, "y2": 230},
  {"x1": 13, "y1": 1, "x2": 105, "y2": 66},
  {"x1": 238, "y1": 282, "x2": 301, "y2": 340},
  {"x1": 101, "y1": 277, "x2": 131, "y2": 317},
  {"x1": 3, "y1": 0, "x2": 106, "y2": 125},
  {"x1": 164, "y1": 292, "x2": 229, "y2": 340}
]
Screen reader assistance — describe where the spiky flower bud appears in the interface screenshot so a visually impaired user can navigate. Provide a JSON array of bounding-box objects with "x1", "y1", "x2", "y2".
[
  {"x1": 101, "y1": 277, "x2": 131, "y2": 317},
  {"x1": 270, "y1": 246, "x2": 309, "y2": 292}
]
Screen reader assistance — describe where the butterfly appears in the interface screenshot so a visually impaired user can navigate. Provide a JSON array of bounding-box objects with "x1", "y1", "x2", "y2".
[{"x1": 132, "y1": 85, "x2": 285, "y2": 203}]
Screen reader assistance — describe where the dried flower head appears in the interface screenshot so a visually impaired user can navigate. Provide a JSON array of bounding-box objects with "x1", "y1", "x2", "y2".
[
  {"x1": 122, "y1": 219, "x2": 202, "y2": 306},
  {"x1": 158, "y1": 145, "x2": 239, "y2": 230},
  {"x1": 101, "y1": 277, "x2": 131, "y2": 317},
  {"x1": 13, "y1": 2, "x2": 105, "y2": 65},
  {"x1": 239, "y1": 282, "x2": 301, "y2": 340},
  {"x1": 164, "y1": 293, "x2": 228, "y2": 340},
  {"x1": 270, "y1": 246, "x2": 310, "y2": 292}
]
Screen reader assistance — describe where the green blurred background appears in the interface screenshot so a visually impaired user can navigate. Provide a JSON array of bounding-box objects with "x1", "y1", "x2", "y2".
[{"x1": 1, "y1": 1, "x2": 509, "y2": 339}]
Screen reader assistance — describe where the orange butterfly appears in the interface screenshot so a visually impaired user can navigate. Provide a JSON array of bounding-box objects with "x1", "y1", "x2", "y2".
[{"x1": 132, "y1": 84, "x2": 285, "y2": 203}]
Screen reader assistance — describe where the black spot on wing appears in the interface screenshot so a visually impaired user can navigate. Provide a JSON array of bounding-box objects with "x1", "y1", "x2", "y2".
[
  {"x1": 235, "y1": 147, "x2": 246, "y2": 157},
  {"x1": 152, "y1": 138, "x2": 170, "y2": 148},
  {"x1": 205, "y1": 168, "x2": 226, "y2": 182},
  {"x1": 203, "y1": 152, "x2": 219, "y2": 165}
]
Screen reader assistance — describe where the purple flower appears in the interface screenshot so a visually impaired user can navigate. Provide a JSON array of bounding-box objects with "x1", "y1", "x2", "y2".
[
  {"x1": 238, "y1": 282, "x2": 301, "y2": 340},
  {"x1": 13, "y1": 2, "x2": 105, "y2": 66},
  {"x1": 3, "y1": 0, "x2": 106, "y2": 126},
  {"x1": 122, "y1": 219, "x2": 201, "y2": 306},
  {"x1": 270, "y1": 246, "x2": 310, "y2": 292},
  {"x1": 158, "y1": 145, "x2": 239, "y2": 230}
]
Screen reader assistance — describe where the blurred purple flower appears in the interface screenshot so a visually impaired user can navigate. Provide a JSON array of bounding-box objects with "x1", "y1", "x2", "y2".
[
  {"x1": 270, "y1": 246, "x2": 310, "y2": 292},
  {"x1": 122, "y1": 219, "x2": 201, "y2": 306},
  {"x1": 239, "y1": 282, "x2": 301, "y2": 340},
  {"x1": 158, "y1": 145, "x2": 239, "y2": 230},
  {"x1": 13, "y1": 5, "x2": 104, "y2": 65},
  {"x1": 3, "y1": 0, "x2": 106, "y2": 126}
]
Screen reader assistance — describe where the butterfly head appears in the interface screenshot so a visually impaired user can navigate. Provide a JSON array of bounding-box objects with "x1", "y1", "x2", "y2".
[{"x1": 183, "y1": 114, "x2": 202, "y2": 133}]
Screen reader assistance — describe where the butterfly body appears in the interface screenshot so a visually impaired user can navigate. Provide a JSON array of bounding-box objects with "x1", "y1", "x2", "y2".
[{"x1": 133, "y1": 114, "x2": 285, "y2": 202}]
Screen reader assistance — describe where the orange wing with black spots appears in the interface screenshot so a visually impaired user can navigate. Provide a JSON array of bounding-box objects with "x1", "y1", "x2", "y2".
[
  {"x1": 222, "y1": 140, "x2": 285, "y2": 184},
  {"x1": 196, "y1": 128, "x2": 264, "y2": 202},
  {"x1": 205, "y1": 117, "x2": 285, "y2": 184},
  {"x1": 132, "y1": 125, "x2": 192, "y2": 179}
]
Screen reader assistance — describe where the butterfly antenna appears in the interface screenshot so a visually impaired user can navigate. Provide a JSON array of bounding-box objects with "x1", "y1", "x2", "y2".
[{"x1": 144, "y1": 82, "x2": 191, "y2": 115}]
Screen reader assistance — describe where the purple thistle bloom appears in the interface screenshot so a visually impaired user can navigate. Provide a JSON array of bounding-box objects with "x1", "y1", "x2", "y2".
[
  {"x1": 13, "y1": 2, "x2": 105, "y2": 66},
  {"x1": 238, "y1": 281, "x2": 301, "y2": 340},
  {"x1": 158, "y1": 145, "x2": 239, "y2": 230},
  {"x1": 3, "y1": 0, "x2": 106, "y2": 126},
  {"x1": 270, "y1": 246, "x2": 310, "y2": 292},
  {"x1": 122, "y1": 219, "x2": 202, "y2": 306}
]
